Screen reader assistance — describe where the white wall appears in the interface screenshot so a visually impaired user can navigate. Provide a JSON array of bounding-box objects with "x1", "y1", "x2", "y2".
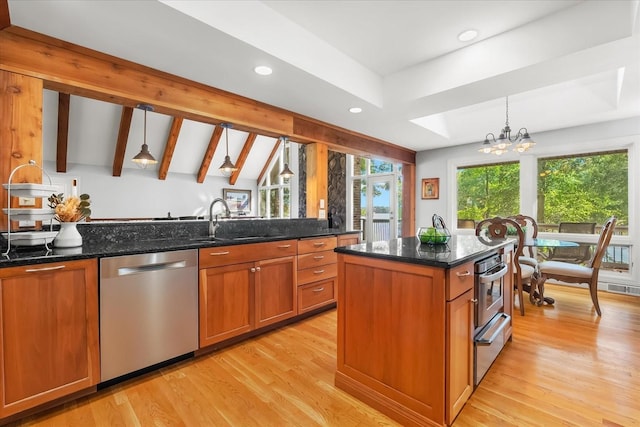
[
  {"x1": 415, "y1": 116, "x2": 640, "y2": 287},
  {"x1": 43, "y1": 161, "x2": 258, "y2": 219}
]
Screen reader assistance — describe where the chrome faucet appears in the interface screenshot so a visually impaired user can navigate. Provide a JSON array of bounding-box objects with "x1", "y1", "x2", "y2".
[{"x1": 208, "y1": 198, "x2": 231, "y2": 237}]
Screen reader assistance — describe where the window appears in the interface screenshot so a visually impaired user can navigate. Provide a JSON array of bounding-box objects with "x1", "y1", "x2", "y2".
[
  {"x1": 538, "y1": 150, "x2": 629, "y2": 272},
  {"x1": 456, "y1": 161, "x2": 520, "y2": 223},
  {"x1": 347, "y1": 156, "x2": 402, "y2": 242},
  {"x1": 258, "y1": 143, "x2": 292, "y2": 218},
  {"x1": 537, "y1": 150, "x2": 628, "y2": 233}
]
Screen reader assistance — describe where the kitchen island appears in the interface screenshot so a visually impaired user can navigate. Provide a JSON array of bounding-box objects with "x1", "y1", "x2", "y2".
[{"x1": 334, "y1": 235, "x2": 513, "y2": 427}]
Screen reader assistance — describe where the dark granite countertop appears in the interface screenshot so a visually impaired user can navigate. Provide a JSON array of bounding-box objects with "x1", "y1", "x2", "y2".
[
  {"x1": 334, "y1": 235, "x2": 513, "y2": 268},
  {"x1": 0, "y1": 219, "x2": 361, "y2": 268}
]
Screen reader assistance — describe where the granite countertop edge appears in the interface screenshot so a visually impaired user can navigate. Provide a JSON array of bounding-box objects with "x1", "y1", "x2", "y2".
[
  {"x1": 334, "y1": 235, "x2": 514, "y2": 269},
  {"x1": 1, "y1": 221, "x2": 361, "y2": 268}
]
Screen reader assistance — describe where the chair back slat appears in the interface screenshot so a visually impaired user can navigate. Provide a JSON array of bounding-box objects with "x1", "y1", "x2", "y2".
[{"x1": 590, "y1": 217, "x2": 617, "y2": 270}]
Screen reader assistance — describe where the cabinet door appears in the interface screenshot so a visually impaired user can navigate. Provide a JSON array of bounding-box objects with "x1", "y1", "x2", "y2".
[
  {"x1": 255, "y1": 256, "x2": 297, "y2": 328},
  {"x1": 446, "y1": 289, "x2": 474, "y2": 425},
  {"x1": 0, "y1": 259, "x2": 99, "y2": 418},
  {"x1": 199, "y1": 262, "x2": 254, "y2": 347}
]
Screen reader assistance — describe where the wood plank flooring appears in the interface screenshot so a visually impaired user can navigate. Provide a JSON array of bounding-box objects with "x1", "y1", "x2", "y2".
[{"x1": 8, "y1": 284, "x2": 640, "y2": 426}]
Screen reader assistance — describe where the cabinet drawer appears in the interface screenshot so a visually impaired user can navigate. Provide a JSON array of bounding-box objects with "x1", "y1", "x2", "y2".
[
  {"x1": 298, "y1": 236, "x2": 337, "y2": 254},
  {"x1": 298, "y1": 278, "x2": 336, "y2": 313},
  {"x1": 297, "y1": 250, "x2": 337, "y2": 270},
  {"x1": 337, "y1": 233, "x2": 360, "y2": 247},
  {"x1": 199, "y1": 240, "x2": 297, "y2": 268},
  {"x1": 297, "y1": 263, "x2": 337, "y2": 286},
  {"x1": 446, "y1": 261, "x2": 474, "y2": 301}
]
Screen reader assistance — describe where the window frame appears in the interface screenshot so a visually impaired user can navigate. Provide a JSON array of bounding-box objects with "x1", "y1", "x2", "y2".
[{"x1": 447, "y1": 135, "x2": 638, "y2": 285}]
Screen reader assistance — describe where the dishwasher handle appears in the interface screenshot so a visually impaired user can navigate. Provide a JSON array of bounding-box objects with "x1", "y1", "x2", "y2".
[{"x1": 117, "y1": 260, "x2": 187, "y2": 276}]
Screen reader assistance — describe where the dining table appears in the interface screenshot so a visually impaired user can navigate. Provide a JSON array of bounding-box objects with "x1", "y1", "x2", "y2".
[{"x1": 523, "y1": 237, "x2": 580, "y2": 305}]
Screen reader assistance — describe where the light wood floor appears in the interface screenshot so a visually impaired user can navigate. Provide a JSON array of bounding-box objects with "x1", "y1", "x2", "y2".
[{"x1": 9, "y1": 284, "x2": 640, "y2": 426}]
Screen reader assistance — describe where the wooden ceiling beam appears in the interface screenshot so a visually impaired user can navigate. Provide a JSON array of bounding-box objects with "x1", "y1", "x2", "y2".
[
  {"x1": 113, "y1": 106, "x2": 133, "y2": 177},
  {"x1": 197, "y1": 125, "x2": 223, "y2": 183},
  {"x1": 0, "y1": 0, "x2": 9, "y2": 30},
  {"x1": 229, "y1": 133, "x2": 257, "y2": 185},
  {"x1": 158, "y1": 117, "x2": 183, "y2": 180},
  {"x1": 258, "y1": 140, "x2": 282, "y2": 185},
  {"x1": 56, "y1": 92, "x2": 70, "y2": 173},
  {"x1": 0, "y1": 25, "x2": 416, "y2": 164}
]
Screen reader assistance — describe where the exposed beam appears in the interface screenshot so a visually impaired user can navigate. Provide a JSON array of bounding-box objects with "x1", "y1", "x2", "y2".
[
  {"x1": 258, "y1": 140, "x2": 282, "y2": 185},
  {"x1": 0, "y1": 71, "x2": 43, "y2": 228},
  {"x1": 112, "y1": 106, "x2": 133, "y2": 177},
  {"x1": 56, "y1": 92, "x2": 70, "y2": 173},
  {"x1": 158, "y1": 117, "x2": 183, "y2": 180},
  {"x1": 0, "y1": 25, "x2": 416, "y2": 164},
  {"x1": 229, "y1": 133, "x2": 257, "y2": 186},
  {"x1": 0, "y1": 0, "x2": 9, "y2": 30},
  {"x1": 197, "y1": 125, "x2": 223, "y2": 183},
  {"x1": 292, "y1": 117, "x2": 415, "y2": 165}
]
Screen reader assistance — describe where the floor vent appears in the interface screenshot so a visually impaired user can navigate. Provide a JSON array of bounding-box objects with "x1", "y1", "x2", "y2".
[{"x1": 606, "y1": 283, "x2": 640, "y2": 296}]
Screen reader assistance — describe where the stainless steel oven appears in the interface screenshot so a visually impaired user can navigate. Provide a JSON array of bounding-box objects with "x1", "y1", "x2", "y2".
[{"x1": 473, "y1": 253, "x2": 510, "y2": 385}]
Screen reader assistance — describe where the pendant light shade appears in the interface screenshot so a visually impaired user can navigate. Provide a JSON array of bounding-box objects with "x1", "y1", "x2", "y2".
[
  {"x1": 279, "y1": 136, "x2": 295, "y2": 179},
  {"x1": 132, "y1": 104, "x2": 158, "y2": 168},
  {"x1": 219, "y1": 123, "x2": 237, "y2": 177}
]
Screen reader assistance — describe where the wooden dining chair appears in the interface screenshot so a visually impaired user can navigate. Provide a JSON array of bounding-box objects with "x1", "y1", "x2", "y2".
[
  {"x1": 508, "y1": 214, "x2": 539, "y2": 268},
  {"x1": 476, "y1": 217, "x2": 536, "y2": 316},
  {"x1": 537, "y1": 216, "x2": 617, "y2": 316}
]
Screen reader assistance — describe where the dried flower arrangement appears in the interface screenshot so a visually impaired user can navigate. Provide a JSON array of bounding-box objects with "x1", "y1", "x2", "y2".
[{"x1": 47, "y1": 193, "x2": 91, "y2": 222}]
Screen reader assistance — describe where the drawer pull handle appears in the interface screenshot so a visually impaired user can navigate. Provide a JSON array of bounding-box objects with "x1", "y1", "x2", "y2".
[
  {"x1": 456, "y1": 271, "x2": 472, "y2": 277},
  {"x1": 209, "y1": 251, "x2": 231, "y2": 256},
  {"x1": 313, "y1": 242, "x2": 326, "y2": 247},
  {"x1": 313, "y1": 269, "x2": 325, "y2": 275},
  {"x1": 25, "y1": 265, "x2": 66, "y2": 273},
  {"x1": 278, "y1": 244, "x2": 292, "y2": 248},
  {"x1": 312, "y1": 287, "x2": 325, "y2": 293},
  {"x1": 313, "y1": 255, "x2": 325, "y2": 260}
]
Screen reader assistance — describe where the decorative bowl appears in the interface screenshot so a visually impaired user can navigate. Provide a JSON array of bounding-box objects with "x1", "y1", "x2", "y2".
[{"x1": 416, "y1": 226, "x2": 451, "y2": 245}]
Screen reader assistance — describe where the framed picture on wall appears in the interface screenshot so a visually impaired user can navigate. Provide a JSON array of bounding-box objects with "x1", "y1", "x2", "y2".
[
  {"x1": 223, "y1": 188, "x2": 251, "y2": 214},
  {"x1": 421, "y1": 178, "x2": 439, "y2": 200}
]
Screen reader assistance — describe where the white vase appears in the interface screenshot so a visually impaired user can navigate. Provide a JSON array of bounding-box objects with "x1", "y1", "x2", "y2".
[{"x1": 54, "y1": 222, "x2": 83, "y2": 248}]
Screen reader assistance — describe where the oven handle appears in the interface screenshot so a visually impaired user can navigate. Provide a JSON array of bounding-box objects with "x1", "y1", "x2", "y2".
[
  {"x1": 477, "y1": 263, "x2": 508, "y2": 284},
  {"x1": 475, "y1": 313, "x2": 510, "y2": 345}
]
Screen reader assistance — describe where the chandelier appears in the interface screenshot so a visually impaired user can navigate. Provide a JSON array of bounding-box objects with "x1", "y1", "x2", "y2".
[{"x1": 479, "y1": 96, "x2": 535, "y2": 155}]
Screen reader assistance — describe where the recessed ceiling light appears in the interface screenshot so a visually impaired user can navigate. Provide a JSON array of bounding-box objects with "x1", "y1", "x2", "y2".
[
  {"x1": 458, "y1": 29, "x2": 478, "y2": 42},
  {"x1": 254, "y1": 65, "x2": 273, "y2": 76},
  {"x1": 349, "y1": 107, "x2": 362, "y2": 114}
]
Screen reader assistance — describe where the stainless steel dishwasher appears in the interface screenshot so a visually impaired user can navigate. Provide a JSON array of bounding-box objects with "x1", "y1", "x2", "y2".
[{"x1": 100, "y1": 249, "x2": 198, "y2": 382}]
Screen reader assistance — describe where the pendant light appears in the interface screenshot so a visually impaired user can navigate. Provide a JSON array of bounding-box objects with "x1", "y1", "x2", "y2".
[
  {"x1": 479, "y1": 96, "x2": 536, "y2": 155},
  {"x1": 132, "y1": 104, "x2": 158, "y2": 168},
  {"x1": 219, "y1": 123, "x2": 237, "y2": 177},
  {"x1": 279, "y1": 136, "x2": 295, "y2": 179}
]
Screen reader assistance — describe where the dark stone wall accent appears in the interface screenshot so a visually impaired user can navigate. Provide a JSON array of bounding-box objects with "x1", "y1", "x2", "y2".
[
  {"x1": 328, "y1": 150, "x2": 347, "y2": 231},
  {"x1": 298, "y1": 144, "x2": 307, "y2": 218}
]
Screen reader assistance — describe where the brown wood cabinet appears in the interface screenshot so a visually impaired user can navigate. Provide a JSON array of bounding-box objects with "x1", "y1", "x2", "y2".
[
  {"x1": 445, "y1": 261, "x2": 474, "y2": 425},
  {"x1": 337, "y1": 232, "x2": 361, "y2": 247},
  {"x1": 297, "y1": 236, "x2": 338, "y2": 313},
  {"x1": 0, "y1": 259, "x2": 99, "y2": 419},
  {"x1": 335, "y1": 254, "x2": 476, "y2": 427},
  {"x1": 199, "y1": 240, "x2": 297, "y2": 347}
]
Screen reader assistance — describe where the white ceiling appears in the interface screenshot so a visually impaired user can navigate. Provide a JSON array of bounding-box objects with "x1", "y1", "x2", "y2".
[{"x1": 7, "y1": 0, "x2": 640, "y2": 178}]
